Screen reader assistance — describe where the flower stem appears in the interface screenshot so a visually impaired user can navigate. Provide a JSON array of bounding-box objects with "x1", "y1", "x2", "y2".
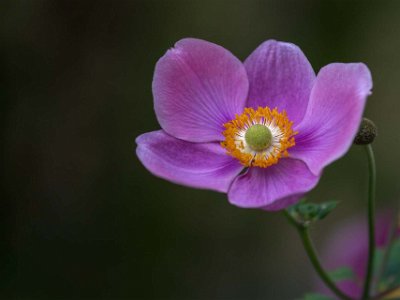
[
  {"x1": 284, "y1": 211, "x2": 353, "y2": 300},
  {"x1": 361, "y1": 144, "x2": 377, "y2": 300}
]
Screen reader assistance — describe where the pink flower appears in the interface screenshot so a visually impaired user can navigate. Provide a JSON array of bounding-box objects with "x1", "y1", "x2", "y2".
[{"x1": 136, "y1": 38, "x2": 372, "y2": 210}]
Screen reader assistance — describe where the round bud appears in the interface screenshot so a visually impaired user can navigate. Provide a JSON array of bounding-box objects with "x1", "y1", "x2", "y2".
[
  {"x1": 245, "y1": 124, "x2": 272, "y2": 151},
  {"x1": 354, "y1": 118, "x2": 377, "y2": 145}
]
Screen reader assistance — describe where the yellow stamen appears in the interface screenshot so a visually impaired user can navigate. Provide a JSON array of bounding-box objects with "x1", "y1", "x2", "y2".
[{"x1": 221, "y1": 106, "x2": 297, "y2": 168}]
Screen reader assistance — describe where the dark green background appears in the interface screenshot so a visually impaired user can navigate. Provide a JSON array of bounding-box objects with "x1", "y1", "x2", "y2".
[{"x1": 1, "y1": 0, "x2": 399, "y2": 299}]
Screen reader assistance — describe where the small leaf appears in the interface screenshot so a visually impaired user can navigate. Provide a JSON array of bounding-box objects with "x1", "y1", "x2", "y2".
[
  {"x1": 316, "y1": 201, "x2": 338, "y2": 220},
  {"x1": 287, "y1": 200, "x2": 339, "y2": 226},
  {"x1": 297, "y1": 203, "x2": 320, "y2": 219},
  {"x1": 328, "y1": 267, "x2": 355, "y2": 281},
  {"x1": 373, "y1": 249, "x2": 385, "y2": 288},
  {"x1": 383, "y1": 239, "x2": 400, "y2": 287},
  {"x1": 300, "y1": 293, "x2": 335, "y2": 300}
]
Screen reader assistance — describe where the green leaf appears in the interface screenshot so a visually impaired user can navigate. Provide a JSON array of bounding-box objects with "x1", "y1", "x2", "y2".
[
  {"x1": 383, "y1": 239, "x2": 400, "y2": 286},
  {"x1": 300, "y1": 293, "x2": 335, "y2": 300},
  {"x1": 373, "y1": 249, "x2": 384, "y2": 279},
  {"x1": 328, "y1": 267, "x2": 355, "y2": 281},
  {"x1": 297, "y1": 203, "x2": 320, "y2": 220},
  {"x1": 316, "y1": 201, "x2": 338, "y2": 220},
  {"x1": 377, "y1": 238, "x2": 400, "y2": 291},
  {"x1": 287, "y1": 200, "x2": 339, "y2": 226}
]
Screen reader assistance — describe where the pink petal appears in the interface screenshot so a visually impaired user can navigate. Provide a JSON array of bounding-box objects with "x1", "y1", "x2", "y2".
[
  {"x1": 136, "y1": 130, "x2": 243, "y2": 192},
  {"x1": 153, "y1": 38, "x2": 249, "y2": 142},
  {"x1": 244, "y1": 40, "x2": 315, "y2": 124},
  {"x1": 228, "y1": 159, "x2": 320, "y2": 209},
  {"x1": 290, "y1": 63, "x2": 373, "y2": 175},
  {"x1": 261, "y1": 194, "x2": 305, "y2": 211}
]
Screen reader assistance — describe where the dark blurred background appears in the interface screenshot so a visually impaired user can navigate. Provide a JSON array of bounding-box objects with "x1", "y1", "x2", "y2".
[{"x1": 1, "y1": 0, "x2": 400, "y2": 299}]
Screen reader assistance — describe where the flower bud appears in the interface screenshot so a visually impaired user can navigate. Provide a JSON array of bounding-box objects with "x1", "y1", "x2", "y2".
[{"x1": 354, "y1": 118, "x2": 377, "y2": 145}]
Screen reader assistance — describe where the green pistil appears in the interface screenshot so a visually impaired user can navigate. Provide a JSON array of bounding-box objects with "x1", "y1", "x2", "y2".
[{"x1": 245, "y1": 124, "x2": 272, "y2": 151}]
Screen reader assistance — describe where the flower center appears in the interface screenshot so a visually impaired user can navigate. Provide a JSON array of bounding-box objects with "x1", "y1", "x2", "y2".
[
  {"x1": 221, "y1": 106, "x2": 297, "y2": 168},
  {"x1": 245, "y1": 124, "x2": 272, "y2": 151}
]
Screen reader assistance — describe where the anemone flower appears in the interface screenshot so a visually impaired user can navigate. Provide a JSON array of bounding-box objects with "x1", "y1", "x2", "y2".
[
  {"x1": 316, "y1": 213, "x2": 400, "y2": 299},
  {"x1": 136, "y1": 38, "x2": 372, "y2": 210}
]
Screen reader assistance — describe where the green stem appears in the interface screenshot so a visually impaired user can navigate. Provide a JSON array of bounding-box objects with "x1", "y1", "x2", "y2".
[
  {"x1": 284, "y1": 211, "x2": 353, "y2": 300},
  {"x1": 361, "y1": 144, "x2": 377, "y2": 300}
]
